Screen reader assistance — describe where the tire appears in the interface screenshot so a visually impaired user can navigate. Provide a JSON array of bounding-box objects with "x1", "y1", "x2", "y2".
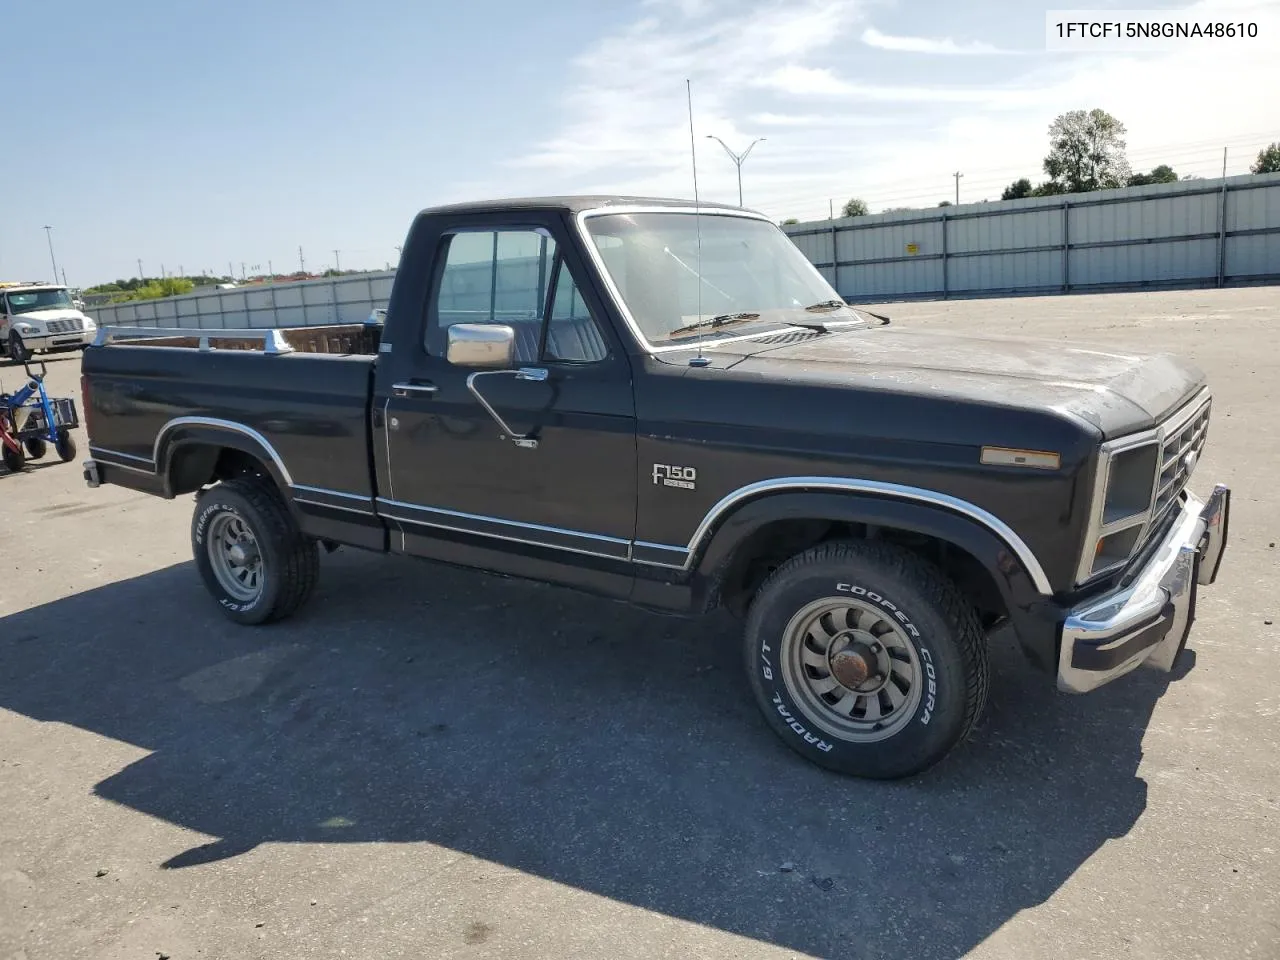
[
  {"x1": 24, "y1": 437, "x2": 47, "y2": 460},
  {"x1": 2, "y1": 441, "x2": 24, "y2": 473},
  {"x1": 744, "y1": 540, "x2": 989, "y2": 780},
  {"x1": 54, "y1": 429, "x2": 76, "y2": 462},
  {"x1": 191, "y1": 477, "x2": 320, "y2": 625},
  {"x1": 8, "y1": 332, "x2": 30, "y2": 364}
]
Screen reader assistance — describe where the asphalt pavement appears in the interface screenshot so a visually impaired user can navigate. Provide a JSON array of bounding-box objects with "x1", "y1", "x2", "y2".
[{"x1": 1, "y1": 286, "x2": 1277, "y2": 960}]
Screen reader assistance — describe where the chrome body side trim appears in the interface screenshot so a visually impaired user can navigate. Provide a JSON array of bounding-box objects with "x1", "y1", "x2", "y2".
[
  {"x1": 677, "y1": 476, "x2": 1054, "y2": 595},
  {"x1": 378, "y1": 497, "x2": 632, "y2": 561}
]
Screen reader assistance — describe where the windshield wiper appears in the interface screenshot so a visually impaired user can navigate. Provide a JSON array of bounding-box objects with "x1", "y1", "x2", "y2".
[
  {"x1": 804, "y1": 299, "x2": 848, "y2": 311},
  {"x1": 668, "y1": 312, "x2": 761, "y2": 337}
]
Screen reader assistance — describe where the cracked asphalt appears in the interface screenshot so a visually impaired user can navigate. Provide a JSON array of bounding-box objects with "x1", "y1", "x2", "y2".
[{"x1": 2, "y1": 286, "x2": 1278, "y2": 960}]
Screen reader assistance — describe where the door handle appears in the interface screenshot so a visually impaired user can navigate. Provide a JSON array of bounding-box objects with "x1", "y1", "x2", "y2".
[{"x1": 392, "y1": 381, "x2": 438, "y2": 398}]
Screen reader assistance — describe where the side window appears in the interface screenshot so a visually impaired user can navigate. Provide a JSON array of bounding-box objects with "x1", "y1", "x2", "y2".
[
  {"x1": 432, "y1": 229, "x2": 557, "y2": 363},
  {"x1": 431, "y1": 228, "x2": 608, "y2": 365},
  {"x1": 544, "y1": 264, "x2": 607, "y2": 363}
]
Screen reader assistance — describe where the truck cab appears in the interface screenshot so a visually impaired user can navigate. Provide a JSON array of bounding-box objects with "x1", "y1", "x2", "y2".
[{"x1": 0, "y1": 282, "x2": 98, "y2": 363}]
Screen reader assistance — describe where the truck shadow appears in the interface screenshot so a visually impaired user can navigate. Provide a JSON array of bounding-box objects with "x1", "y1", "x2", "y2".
[{"x1": 0, "y1": 549, "x2": 1181, "y2": 959}]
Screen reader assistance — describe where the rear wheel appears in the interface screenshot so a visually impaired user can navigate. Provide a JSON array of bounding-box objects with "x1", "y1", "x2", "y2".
[
  {"x1": 192, "y1": 477, "x2": 320, "y2": 625},
  {"x1": 744, "y1": 540, "x2": 989, "y2": 779},
  {"x1": 1, "y1": 441, "x2": 24, "y2": 473},
  {"x1": 24, "y1": 437, "x2": 47, "y2": 460},
  {"x1": 54, "y1": 429, "x2": 76, "y2": 462}
]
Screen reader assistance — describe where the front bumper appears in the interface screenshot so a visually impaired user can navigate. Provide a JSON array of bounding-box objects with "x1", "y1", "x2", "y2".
[
  {"x1": 12, "y1": 330, "x2": 94, "y2": 352},
  {"x1": 1057, "y1": 483, "x2": 1230, "y2": 694}
]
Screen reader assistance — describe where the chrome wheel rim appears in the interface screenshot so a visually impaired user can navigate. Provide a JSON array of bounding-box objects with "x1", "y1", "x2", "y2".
[
  {"x1": 207, "y1": 512, "x2": 264, "y2": 602},
  {"x1": 780, "y1": 597, "x2": 923, "y2": 743}
]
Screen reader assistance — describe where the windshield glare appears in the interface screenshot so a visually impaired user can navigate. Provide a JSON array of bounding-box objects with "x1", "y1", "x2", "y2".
[
  {"x1": 5, "y1": 289, "x2": 73, "y2": 314},
  {"x1": 583, "y1": 212, "x2": 861, "y2": 345}
]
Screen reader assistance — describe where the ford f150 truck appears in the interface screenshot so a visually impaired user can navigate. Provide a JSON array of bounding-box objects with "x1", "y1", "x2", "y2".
[
  {"x1": 1, "y1": 283, "x2": 98, "y2": 362},
  {"x1": 79, "y1": 196, "x2": 1230, "y2": 779}
]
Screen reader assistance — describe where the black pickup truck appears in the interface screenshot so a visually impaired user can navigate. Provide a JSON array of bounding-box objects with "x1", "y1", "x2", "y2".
[{"x1": 80, "y1": 196, "x2": 1230, "y2": 779}]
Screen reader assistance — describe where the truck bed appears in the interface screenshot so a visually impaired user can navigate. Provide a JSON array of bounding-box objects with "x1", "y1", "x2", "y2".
[{"x1": 81, "y1": 326, "x2": 382, "y2": 549}]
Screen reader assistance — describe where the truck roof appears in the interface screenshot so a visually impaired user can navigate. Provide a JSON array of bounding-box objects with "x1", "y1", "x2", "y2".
[{"x1": 416, "y1": 195, "x2": 747, "y2": 218}]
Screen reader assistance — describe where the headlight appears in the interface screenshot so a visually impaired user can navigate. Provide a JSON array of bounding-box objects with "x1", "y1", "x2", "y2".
[
  {"x1": 1076, "y1": 392, "x2": 1212, "y2": 584},
  {"x1": 14, "y1": 322, "x2": 35, "y2": 334},
  {"x1": 1078, "y1": 439, "x2": 1160, "y2": 582}
]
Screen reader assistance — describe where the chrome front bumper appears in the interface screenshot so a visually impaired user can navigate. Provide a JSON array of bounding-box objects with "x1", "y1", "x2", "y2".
[{"x1": 1057, "y1": 483, "x2": 1230, "y2": 694}]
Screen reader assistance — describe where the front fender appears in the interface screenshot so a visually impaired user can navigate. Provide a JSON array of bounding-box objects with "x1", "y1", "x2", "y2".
[{"x1": 693, "y1": 490, "x2": 1061, "y2": 670}]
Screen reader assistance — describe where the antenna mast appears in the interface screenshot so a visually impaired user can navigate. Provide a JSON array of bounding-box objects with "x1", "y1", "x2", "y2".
[{"x1": 686, "y1": 79, "x2": 709, "y2": 368}]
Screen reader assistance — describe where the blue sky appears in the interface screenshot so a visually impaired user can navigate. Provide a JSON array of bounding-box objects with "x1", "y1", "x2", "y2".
[{"x1": 1, "y1": 0, "x2": 1276, "y2": 285}]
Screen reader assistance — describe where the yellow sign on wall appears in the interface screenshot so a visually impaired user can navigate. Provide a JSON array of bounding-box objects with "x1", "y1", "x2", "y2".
[{"x1": 905, "y1": 243, "x2": 920, "y2": 255}]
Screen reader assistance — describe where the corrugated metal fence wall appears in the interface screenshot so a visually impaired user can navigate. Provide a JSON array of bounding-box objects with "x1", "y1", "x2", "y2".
[
  {"x1": 87, "y1": 173, "x2": 1280, "y2": 330},
  {"x1": 783, "y1": 172, "x2": 1280, "y2": 301},
  {"x1": 86, "y1": 271, "x2": 398, "y2": 329}
]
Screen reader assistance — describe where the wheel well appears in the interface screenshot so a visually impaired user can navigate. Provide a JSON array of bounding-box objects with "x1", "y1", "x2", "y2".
[
  {"x1": 712, "y1": 518, "x2": 1008, "y2": 625},
  {"x1": 168, "y1": 444, "x2": 276, "y2": 496}
]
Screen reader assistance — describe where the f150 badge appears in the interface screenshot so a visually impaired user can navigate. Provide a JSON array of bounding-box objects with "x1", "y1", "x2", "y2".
[{"x1": 653, "y1": 464, "x2": 697, "y2": 490}]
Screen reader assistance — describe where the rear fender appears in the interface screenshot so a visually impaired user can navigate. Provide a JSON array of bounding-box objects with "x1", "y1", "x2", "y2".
[{"x1": 156, "y1": 417, "x2": 292, "y2": 501}]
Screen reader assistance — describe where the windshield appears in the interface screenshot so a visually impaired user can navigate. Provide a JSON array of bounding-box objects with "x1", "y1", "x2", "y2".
[
  {"x1": 582, "y1": 212, "x2": 863, "y2": 346},
  {"x1": 4, "y1": 289, "x2": 73, "y2": 314}
]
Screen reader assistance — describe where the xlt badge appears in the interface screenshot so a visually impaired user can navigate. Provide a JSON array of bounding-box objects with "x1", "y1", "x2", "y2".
[{"x1": 653, "y1": 464, "x2": 697, "y2": 490}]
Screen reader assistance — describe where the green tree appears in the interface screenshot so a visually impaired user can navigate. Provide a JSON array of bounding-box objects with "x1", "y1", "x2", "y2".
[
  {"x1": 781, "y1": 218, "x2": 799, "y2": 225},
  {"x1": 937, "y1": 200, "x2": 953, "y2": 207},
  {"x1": 1043, "y1": 109, "x2": 1131, "y2": 193},
  {"x1": 1252, "y1": 142, "x2": 1280, "y2": 174},
  {"x1": 1030, "y1": 181, "x2": 1066, "y2": 197},
  {"x1": 841, "y1": 197, "x2": 869, "y2": 218},
  {"x1": 1127, "y1": 164, "x2": 1178, "y2": 186},
  {"x1": 1001, "y1": 178, "x2": 1033, "y2": 200}
]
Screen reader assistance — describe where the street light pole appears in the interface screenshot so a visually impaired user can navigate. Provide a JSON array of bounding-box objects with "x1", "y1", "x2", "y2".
[
  {"x1": 705, "y1": 136, "x2": 766, "y2": 207},
  {"x1": 43, "y1": 226, "x2": 60, "y2": 284}
]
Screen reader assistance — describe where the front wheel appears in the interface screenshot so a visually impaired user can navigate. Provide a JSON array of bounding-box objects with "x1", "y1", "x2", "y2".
[
  {"x1": 7, "y1": 332, "x2": 30, "y2": 364},
  {"x1": 191, "y1": 477, "x2": 320, "y2": 625},
  {"x1": 744, "y1": 540, "x2": 989, "y2": 780},
  {"x1": 24, "y1": 437, "x2": 47, "y2": 460}
]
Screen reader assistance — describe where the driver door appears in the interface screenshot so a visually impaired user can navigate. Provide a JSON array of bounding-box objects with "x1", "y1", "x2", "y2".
[{"x1": 379, "y1": 218, "x2": 638, "y2": 587}]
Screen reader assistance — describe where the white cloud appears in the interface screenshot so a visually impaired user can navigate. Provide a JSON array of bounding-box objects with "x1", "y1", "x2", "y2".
[
  {"x1": 860, "y1": 26, "x2": 1014, "y2": 55},
  {"x1": 473, "y1": 0, "x2": 1280, "y2": 221}
]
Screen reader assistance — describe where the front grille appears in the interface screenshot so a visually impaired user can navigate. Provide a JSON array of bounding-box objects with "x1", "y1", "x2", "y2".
[
  {"x1": 45, "y1": 318, "x2": 84, "y2": 334},
  {"x1": 1151, "y1": 395, "x2": 1211, "y2": 528}
]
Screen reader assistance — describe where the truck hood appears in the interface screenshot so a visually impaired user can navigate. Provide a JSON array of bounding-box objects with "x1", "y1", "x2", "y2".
[{"x1": 722, "y1": 326, "x2": 1205, "y2": 438}]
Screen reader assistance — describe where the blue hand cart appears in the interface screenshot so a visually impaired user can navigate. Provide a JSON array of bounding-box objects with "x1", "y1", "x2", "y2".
[{"x1": 0, "y1": 359, "x2": 79, "y2": 473}]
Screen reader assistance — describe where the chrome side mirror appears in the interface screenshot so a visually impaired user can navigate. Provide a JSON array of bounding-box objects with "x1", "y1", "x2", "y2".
[{"x1": 446, "y1": 323, "x2": 515, "y2": 369}]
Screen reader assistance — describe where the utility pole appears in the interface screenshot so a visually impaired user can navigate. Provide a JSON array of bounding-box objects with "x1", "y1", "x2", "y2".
[
  {"x1": 1222, "y1": 146, "x2": 1228, "y2": 179},
  {"x1": 61, "y1": 268, "x2": 68, "y2": 287},
  {"x1": 394, "y1": 244, "x2": 402, "y2": 263},
  {"x1": 298, "y1": 246, "x2": 305, "y2": 274},
  {"x1": 179, "y1": 264, "x2": 184, "y2": 278},
  {"x1": 138, "y1": 258, "x2": 144, "y2": 280},
  {"x1": 240, "y1": 262, "x2": 247, "y2": 281},
  {"x1": 228, "y1": 261, "x2": 234, "y2": 279},
  {"x1": 953, "y1": 171, "x2": 964, "y2": 205},
  {"x1": 333, "y1": 249, "x2": 341, "y2": 272},
  {"x1": 705, "y1": 135, "x2": 766, "y2": 206},
  {"x1": 268, "y1": 260, "x2": 274, "y2": 278},
  {"x1": 43, "y1": 226, "x2": 60, "y2": 284},
  {"x1": 161, "y1": 264, "x2": 166, "y2": 279},
  {"x1": 829, "y1": 199, "x2": 834, "y2": 220}
]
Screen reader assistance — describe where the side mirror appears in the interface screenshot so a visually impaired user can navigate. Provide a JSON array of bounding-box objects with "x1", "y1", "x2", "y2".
[{"x1": 446, "y1": 323, "x2": 515, "y2": 369}]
